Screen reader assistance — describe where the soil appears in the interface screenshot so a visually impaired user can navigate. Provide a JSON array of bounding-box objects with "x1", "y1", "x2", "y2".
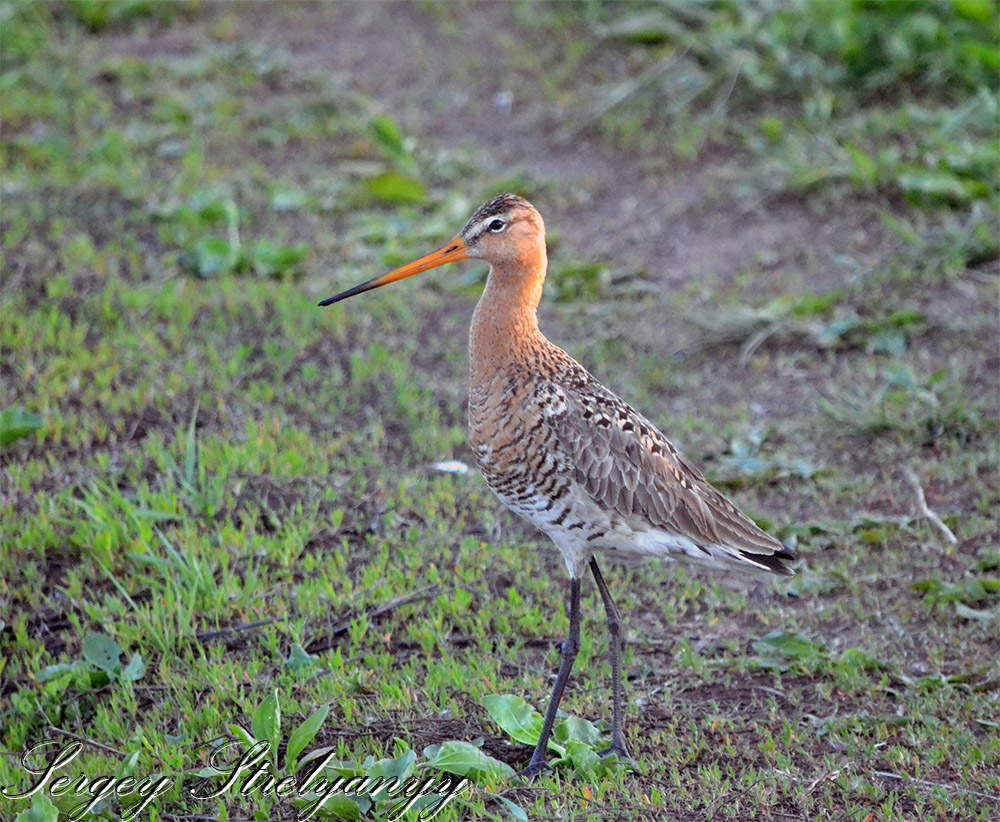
[{"x1": 106, "y1": 0, "x2": 888, "y2": 297}]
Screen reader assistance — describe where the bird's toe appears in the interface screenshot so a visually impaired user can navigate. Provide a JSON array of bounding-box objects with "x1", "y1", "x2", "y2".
[
  {"x1": 517, "y1": 760, "x2": 553, "y2": 781},
  {"x1": 598, "y1": 742, "x2": 634, "y2": 764}
]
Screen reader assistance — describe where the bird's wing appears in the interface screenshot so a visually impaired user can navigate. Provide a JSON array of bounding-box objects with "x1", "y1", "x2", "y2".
[{"x1": 533, "y1": 377, "x2": 794, "y2": 575}]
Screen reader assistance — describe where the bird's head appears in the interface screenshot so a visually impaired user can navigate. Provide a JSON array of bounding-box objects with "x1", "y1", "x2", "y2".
[
  {"x1": 458, "y1": 193, "x2": 545, "y2": 267},
  {"x1": 318, "y1": 193, "x2": 545, "y2": 307}
]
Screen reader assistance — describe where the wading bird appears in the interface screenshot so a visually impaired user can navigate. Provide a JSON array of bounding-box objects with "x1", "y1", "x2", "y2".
[{"x1": 320, "y1": 193, "x2": 795, "y2": 778}]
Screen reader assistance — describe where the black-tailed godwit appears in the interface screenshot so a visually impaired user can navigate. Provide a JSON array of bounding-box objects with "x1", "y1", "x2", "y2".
[{"x1": 320, "y1": 193, "x2": 795, "y2": 777}]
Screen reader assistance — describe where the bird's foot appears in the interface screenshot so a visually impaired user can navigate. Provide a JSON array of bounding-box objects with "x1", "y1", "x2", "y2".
[
  {"x1": 598, "y1": 741, "x2": 634, "y2": 763},
  {"x1": 517, "y1": 760, "x2": 552, "y2": 781}
]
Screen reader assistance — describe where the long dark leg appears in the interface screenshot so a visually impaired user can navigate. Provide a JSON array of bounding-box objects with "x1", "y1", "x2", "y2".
[
  {"x1": 520, "y1": 576, "x2": 581, "y2": 779},
  {"x1": 590, "y1": 556, "x2": 631, "y2": 759}
]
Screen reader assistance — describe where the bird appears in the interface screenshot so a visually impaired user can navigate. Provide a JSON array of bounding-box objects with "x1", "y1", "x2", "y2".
[{"x1": 319, "y1": 193, "x2": 795, "y2": 778}]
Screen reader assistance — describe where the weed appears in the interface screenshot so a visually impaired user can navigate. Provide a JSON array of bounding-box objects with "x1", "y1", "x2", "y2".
[{"x1": 818, "y1": 361, "x2": 984, "y2": 444}]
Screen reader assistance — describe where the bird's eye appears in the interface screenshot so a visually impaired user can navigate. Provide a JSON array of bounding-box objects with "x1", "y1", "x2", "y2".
[{"x1": 488, "y1": 218, "x2": 506, "y2": 232}]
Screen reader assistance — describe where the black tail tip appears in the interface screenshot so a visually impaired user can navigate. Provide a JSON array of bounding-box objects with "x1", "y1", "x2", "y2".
[{"x1": 744, "y1": 547, "x2": 797, "y2": 577}]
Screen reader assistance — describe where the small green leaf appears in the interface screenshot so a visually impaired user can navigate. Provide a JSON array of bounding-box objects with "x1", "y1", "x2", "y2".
[
  {"x1": 362, "y1": 172, "x2": 427, "y2": 205},
  {"x1": 117, "y1": 749, "x2": 141, "y2": 779},
  {"x1": 868, "y1": 330, "x2": 907, "y2": 356},
  {"x1": 193, "y1": 765, "x2": 229, "y2": 778},
  {"x1": 285, "y1": 704, "x2": 329, "y2": 771},
  {"x1": 297, "y1": 794, "x2": 361, "y2": 820},
  {"x1": 82, "y1": 632, "x2": 123, "y2": 678},
  {"x1": 482, "y1": 694, "x2": 545, "y2": 747},
  {"x1": 369, "y1": 116, "x2": 407, "y2": 162},
  {"x1": 837, "y1": 648, "x2": 885, "y2": 672},
  {"x1": 179, "y1": 235, "x2": 237, "y2": 278},
  {"x1": 1, "y1": 407, "x2": 45, "y2": 446},
  {"x1": 760, "y1": 117, "x2": 784, "y2": 142},
  {"x1": 884, "y1": 362, "x2": 919, "y2": 390},
  {"x1": 228, "y1": 722, "x2": 258, "y2": 750},
  {"x1": 252, "y1": 691, "x2": 281, "y2": 754},
  {"x1": 122, "y1": 652, "x2": 146, "y2": 682},
  {"x1": 553, "y1": 715, "x2": 602, "y2": 746},
  {"x1": 88, "y1": 669, "x2": 112, "y2": 688},
  {"x1": 183, "y1": 406, "x2": 198, "y2": 487},
  {"x1": 959, "y1": 39, "x2": 1000, "y2": 71},
  {"x1": 252, "y1": 240, "x2": 310, "y2": 278},
  {"x1": 899, "y1": 170, "x2": 970, "y2": 205},
  {"x1": 953, "y1": 0, "x2": 995, "y2": 23},
  {"x1": 269, "y1": 186, "x2": 308, "y2": 212},
  {"x1": 286, "y1": 642, "x2": 319, "y2": 673},
  {"x1": 15, "y1": 792, "x2": 59, "y2": 822},
  {"x1": 483, "y1": 694, "x2": 563, "y2": 754},
  {"x1": 368, "y1": 749, "x2": 417, "y2": 783},
  {"x1": 496, "y1": 795, "x2": 529, "y2": 821},
  {"x1": 296, "y1": 745, "x2": 349, "y2": 770},
  {"x1": 603, "y1": 12, "x2": 676, "y2": 45},
  {"x1": 975, "y1": 551, "x2": 1000, "y2": 572},
  {"x1": 559, "y1": 738, "x2": 602, "y2": 774},
  {"x1": 817, "y1": 316, "x2": 863, "y2": 346},
  {"x1": 751, "y1": 631, "x2": 825, "y2": 671},
  {"x1": 36, "y1": 662, "x2": 84, "y2": 683},
  {"x1": 955, "y1": 602, "x2": 999, "y2": 621},
  {"x1": 755, "y1": 631, "x2": 823, "y2": 658},
  {"x1": 790, "y1": 289, "x2": 844, "y2": 317},
  {"x1": 887, "y1": 309, "x2": 926, "y2": 327},
  {"x1": 422, "y1": 740, "x2": 515, "y2": 781},
  {"x1": 846, "y1": 143, "x2": 878, "y2": 185}
]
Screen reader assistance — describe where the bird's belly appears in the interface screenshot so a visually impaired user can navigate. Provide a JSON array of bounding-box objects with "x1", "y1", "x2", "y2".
[
  {"x1": 478, "y1": 466, "x2": 661, "y2": 576},
  {"x1": 481, "y1": 463, "x2": 713, "y2": 576}
]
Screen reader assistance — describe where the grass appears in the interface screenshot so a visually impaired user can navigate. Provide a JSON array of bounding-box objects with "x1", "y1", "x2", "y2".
[{"x1": 1, "y1": 2, "x2": 998, "y2": 820}]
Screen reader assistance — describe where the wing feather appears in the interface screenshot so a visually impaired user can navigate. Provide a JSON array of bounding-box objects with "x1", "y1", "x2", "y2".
[{"x1": 533, "y1": 374, "x2": 795, "y2": 575}]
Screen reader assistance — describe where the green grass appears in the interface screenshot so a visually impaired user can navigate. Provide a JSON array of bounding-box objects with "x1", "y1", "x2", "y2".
[{"x1": 2, "y1": 2, "x2": 998, "y2": 820}]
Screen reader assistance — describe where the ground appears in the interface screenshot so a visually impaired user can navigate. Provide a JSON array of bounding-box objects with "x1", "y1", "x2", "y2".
[{"x1": 1, "y1": 2, "x2": 998, "y2": 821}]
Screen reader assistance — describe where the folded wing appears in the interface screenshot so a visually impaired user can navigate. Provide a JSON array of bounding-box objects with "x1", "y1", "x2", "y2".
[{"x1": 535, "y1": 376, "x2": 795, "y2": 576}]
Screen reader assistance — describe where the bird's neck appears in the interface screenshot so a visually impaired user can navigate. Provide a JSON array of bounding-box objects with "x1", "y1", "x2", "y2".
[{"x1": 469, "y1": 254, "x2": 548, "y2": 389}]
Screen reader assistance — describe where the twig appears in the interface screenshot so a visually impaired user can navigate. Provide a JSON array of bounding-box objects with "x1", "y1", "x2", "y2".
[
  {"x1": 903, "y1": 467, "x2": 958, "y2": 547},
  {"x1": 50, "y1": 727, "x2": 126, "y2": 757},
  {"x1": 749, "y1": 685, "x2": 794, "y2": 703},
  {"x1": 360, "y1": 582, "x2": 439, "y2": 626},
  {"x1": 706, "y1": 774, "x2": 768, "y2": 811},
  {"x1": 558, "y1": 49, "x2": 689, "y2": 143},
  {"x1": 306, "y1": 583, "x2": 440, "y2": 653},
  {"x1": 696, "y1": 58, "x2": 743, "y2": 156},
  {"x1": 739, "y1": 321, "x2": 787, "y2": 366},
  {"x1": 806, "y1": 763, "x2": 849, "y2": 794},
  {"x1": 414, "y1": 634, "x2": 559, "y2": 649},
  {"x1": 873, "y1": 770, "x2": 1000, "y2": 804},
  {"x1": 35, "y1": 697, "x2": 126, "y2": 757},
  {"x1": 196, "y1": 617, "x2": 284, "y2": 643}
]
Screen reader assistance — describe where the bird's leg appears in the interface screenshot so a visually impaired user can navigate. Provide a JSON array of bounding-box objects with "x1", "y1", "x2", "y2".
[
  {"x1": 519, "y1": 576, "x2": 582, "y2": 780},
  {"x1": 590, "y1": 556, "x2": 631, "y2": 760}
]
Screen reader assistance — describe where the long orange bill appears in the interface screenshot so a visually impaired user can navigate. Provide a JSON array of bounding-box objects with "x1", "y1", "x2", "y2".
[{"x1": 318, "y1": 236, "x2": 469, "y2": 306}]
